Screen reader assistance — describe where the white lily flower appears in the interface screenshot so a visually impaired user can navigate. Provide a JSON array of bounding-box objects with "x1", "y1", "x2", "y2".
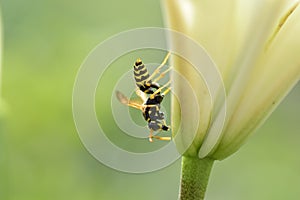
[{"x1": 162, "y1": 0, "x2": 300, "y2": 160}]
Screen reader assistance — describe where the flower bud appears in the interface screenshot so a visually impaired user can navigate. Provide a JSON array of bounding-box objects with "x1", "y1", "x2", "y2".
[{"x1": 162, "y1": 0, "x2": 300, "y2": 160}]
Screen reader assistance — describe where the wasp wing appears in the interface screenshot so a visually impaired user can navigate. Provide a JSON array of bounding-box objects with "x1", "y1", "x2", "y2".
[
  {"x1": 116, "y1": 90, "x2": 144, "y2": 110},
  {"x1": 116, "y1": 90, "x2": 129, "y2": 104},
  {"x1": 135, "y1": 89, "x2": 147, "y2": 102}
]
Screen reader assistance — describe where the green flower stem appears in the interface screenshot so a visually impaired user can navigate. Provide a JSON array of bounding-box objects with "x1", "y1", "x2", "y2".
[{"x1": 179, "y1": 156, "x2": 214, "y2": 200}]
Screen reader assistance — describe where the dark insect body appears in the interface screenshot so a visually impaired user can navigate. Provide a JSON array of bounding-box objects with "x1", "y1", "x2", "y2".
[{"x1": 143, "y1": 93, "x2": 169, "y2": 132}]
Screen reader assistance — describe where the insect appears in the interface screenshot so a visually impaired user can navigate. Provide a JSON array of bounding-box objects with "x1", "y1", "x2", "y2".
[
  {"x1": 116, "y1": 53, "x2": 172, "y2": 142},
  {"x1": 134, "y1": 52, "x2": 171, "y2": 94}
]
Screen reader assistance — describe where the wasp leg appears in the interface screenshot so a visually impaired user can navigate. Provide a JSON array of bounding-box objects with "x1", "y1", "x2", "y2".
[
  {"x1": 147, "y1": 52, "x2": 171, "y2": 81},
  {"x1": 153, "y1": 66, "x2": 172, "y2": 83},
  {"x1": 116, "y1": 90, "x2": 155, "y2": 110},
  {"x1": 159, "y1": 52, "x2": 171, "y2": 70},
  {"x1": 148, "y1": 130, "x2": 171, "y2": 142},
  {"x1": 156, "y1": 123, "x2": 171, "y2": 140},
  {"x1": 125, "y1": 102, "x2": 143, "y2": 110},
  {"x1": 149, "y1": 129, "x2": 154, "y2": 142},
  {"x1": 126, "y1": 102, "x2": 157, "y2": 111},
  {"x1": 152, "y1": 135, "x2": 171, "y2": 141},
  {"x1": 161, "y1": 86, "x2": 171, "y2": 96},
  {"x1": 149, "y1": 80, "x2": 171, "y2": 99},
  {"x1": 162, "y1": 120, "x2": 167, "y2": 126},
  {"x1": 149, "y1": 122, "x2": 171, "y2": 142}
]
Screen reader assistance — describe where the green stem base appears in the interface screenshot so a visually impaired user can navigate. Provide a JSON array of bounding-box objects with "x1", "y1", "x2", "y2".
[{"x1": 179, "y1": 156, "x2": 214, "y2": 200}]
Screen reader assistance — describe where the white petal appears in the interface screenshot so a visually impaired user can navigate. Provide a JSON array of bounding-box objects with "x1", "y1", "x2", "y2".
[{"x1": 213, "y1": 1, "x2": 300, "y2": 159}]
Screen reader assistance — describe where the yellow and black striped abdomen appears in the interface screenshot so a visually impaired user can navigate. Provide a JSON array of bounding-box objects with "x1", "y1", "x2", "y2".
[
  {"x1": 134, "y1": 58, "x2": 150, "y2": 88},
  {"x1": 133, "y1": 58, "x2": 160, "y2": 94}
]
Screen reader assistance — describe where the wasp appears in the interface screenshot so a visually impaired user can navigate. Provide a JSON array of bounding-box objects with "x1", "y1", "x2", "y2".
[{"x1": 116, "y1": 53, "x2": 172, "y2": 142}]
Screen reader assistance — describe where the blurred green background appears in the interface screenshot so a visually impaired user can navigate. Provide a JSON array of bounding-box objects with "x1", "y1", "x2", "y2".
[{"x1": 0, "y1": 0, "x2": 299, "y2": 199}]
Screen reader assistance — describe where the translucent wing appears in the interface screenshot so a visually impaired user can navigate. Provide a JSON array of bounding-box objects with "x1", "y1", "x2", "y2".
[
  {"x1": 135, "y1": 89, "x2": 147, "y2": 102},
  {"x1": 115, "y1": 90, "x2": 144, "y2": 110}
]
